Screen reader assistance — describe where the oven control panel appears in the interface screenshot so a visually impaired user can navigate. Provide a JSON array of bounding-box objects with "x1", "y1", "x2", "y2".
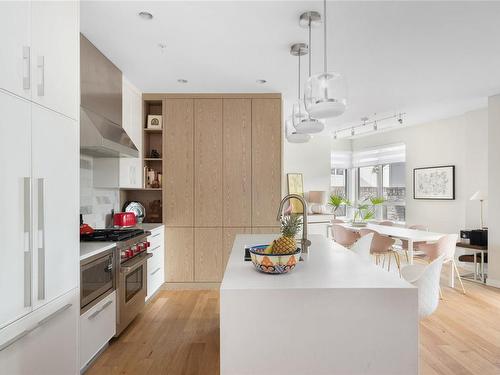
[{"x1": 120, "y1": 241, "x2": 150, "y2": 262}]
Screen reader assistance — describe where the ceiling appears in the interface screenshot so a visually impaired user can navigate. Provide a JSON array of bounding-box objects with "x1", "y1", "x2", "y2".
[{"x1": 81, "y1": 1, "x2": 500, "y2": 132}]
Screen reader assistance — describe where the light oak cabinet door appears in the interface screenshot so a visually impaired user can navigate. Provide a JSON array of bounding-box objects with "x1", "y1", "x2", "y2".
[
  {"x1": 194, "y1": 99, "x2": 223, "y2": 226},
  {"x1": 194, "y1": 228, "x2": 223, "y2": 282},
  {"x1": 164, "y1": 99, "x2": 194, "y2": 226},
  {"x1": 252, "y1": 99, "x2": 282, "y2": 226},
  {"x1": 252, "y1": 227, "x2": 280, "y2": 234},
  {"x1": 165, "y1": 227, "x2": 194, "y2": 282},
  {"x1": 223, "y1": 227, "x2": 252, "y2": 269},
  {"x1": 223, "y1": 99, "x2": 252, "y2": 227}
]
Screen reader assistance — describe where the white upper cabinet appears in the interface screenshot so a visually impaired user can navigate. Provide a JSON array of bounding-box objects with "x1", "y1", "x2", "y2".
[
  {"x1": 0, "y1": 2, "x2": 31, "y2": 100},
  {"x1": 31, "y1": 104, "x2": 79, "y2": 309},
  {"x1": 31, "y1": 1, "x2": 79, "y2": 120},
  {"x1": 119, "y1": 77, "x2": 143, "y2": 188},
  {"x1": 0, "y1": 91, "x2": 32, "y2": 328}
]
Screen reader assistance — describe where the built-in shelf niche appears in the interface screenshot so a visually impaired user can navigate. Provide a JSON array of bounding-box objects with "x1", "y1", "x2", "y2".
[{"x1": 143, "y1": 99, "x2": 164, "y2": 190}]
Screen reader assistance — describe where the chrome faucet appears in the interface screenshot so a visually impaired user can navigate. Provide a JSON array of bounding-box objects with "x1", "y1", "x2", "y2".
[{"x1": 276, "y1": 194, "x2": 311, "y2": 254}]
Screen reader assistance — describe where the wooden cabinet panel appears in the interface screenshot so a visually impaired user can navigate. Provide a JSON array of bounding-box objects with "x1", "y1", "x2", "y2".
[
  {"x1": 223, "y1": 227, "x2": 252, "y2": 269},
  {"x1": 252, "y1": 227, "x2": 281, "y2": 234},
  {"x1": 165, "y1": 227, "x2": 194, "y2": 282},
  {"x1": 223, "y1": 99, "x2": 252, "y2": 226},
  {"x1": 194, "y1": 228, "x2": 223, "y2": 282},
  {"x1": 194, "y1": 99, "x2": 223, "y2": 226},
  {"x1": 252, "y1": 98, "x2": 282, "y2": 226},
  {"x1": 164, "y1": 99, "x2": 194, "y2": 226}
]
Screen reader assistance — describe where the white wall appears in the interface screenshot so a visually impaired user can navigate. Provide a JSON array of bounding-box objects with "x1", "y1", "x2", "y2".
[
  {"x1": 351, "y1": 108, "x2": 488, "y2": 234},
  {"x1": 488, "y1": 95, "x2": 500, "y2": 288}
]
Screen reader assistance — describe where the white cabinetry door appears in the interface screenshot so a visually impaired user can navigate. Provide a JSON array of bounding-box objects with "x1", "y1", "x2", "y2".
[
  {"x1": 0, "y1": 91, "x2": 32, "y2": 328},
  {"x1": 31, "y1": 1, "x2": 79, "y2": 120},
  {"x1": 0, "y1": 2, "x2": 31, "y2": 100},
  {"x1": 119, "y1": 78, "x2": 142, "y2": 188},
  {"x1": 146, "y1": 228, "x2": 165, "y2": 299},
  {"x1": 0, "y1": 289, "x2": 78, "y2": 375},
  {"x1": 31, "y1": 104, "x2": 78, "y2": 309}
]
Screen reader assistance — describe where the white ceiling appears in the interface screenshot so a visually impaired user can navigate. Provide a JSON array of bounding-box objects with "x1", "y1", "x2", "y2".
[{"x1": 81, "y1": 1, "x2": 500, "y2": 131}]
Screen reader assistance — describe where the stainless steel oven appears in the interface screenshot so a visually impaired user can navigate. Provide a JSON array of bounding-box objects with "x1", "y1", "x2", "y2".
[
  {"x1": 116, "y1": 250, "x2": 152, "y2": 336},
  {"x1": 80, "y1": 248, "x2": 115, "y2": 314}
]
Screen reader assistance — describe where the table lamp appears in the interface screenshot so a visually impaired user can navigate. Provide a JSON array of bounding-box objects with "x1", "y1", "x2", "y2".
[{"x1": 470, "y1": 190, "x2": 487, "y2": 229}]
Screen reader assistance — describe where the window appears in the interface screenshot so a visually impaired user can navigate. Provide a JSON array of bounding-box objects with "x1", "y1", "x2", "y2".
[
  {"x1": 353, "y1": 144, "x2": 406, "y2": 222},
  {"x1": 331, "y1": 168, "x2": 348, "y2": 216}
]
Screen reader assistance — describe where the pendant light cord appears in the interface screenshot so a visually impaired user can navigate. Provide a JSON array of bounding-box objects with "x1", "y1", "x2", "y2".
[
  {"x1": 308, "y1": 18, "x2": 312, "y2": 78},
  {"x1": 323, "y1": 0, "x2": 328, "y2": 72},
  {"x1": 298, "y1": 51, "x2": 301, "y2": 100}
]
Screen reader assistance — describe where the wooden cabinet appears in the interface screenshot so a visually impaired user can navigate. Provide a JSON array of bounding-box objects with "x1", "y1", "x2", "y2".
[
  {"x1": 194, "y1": 99, "x2": 223, "y2": 226},
  {"x1": 195, "y1": 228, "x2": 223, "y2": 282},
  {"x1": 161, "y1": 95, "x2": 281, "y2": 283},
  {"x1": 223, "y1": 99, "x2": 252, "y2": 227},
  {"x1": 164, "y1": 99, "x2": 194, "y2": 226},
  {"x1": 252, "y1": 98, "x2": 282, "y2": 226},
  {"x1": 165, "y1": 227, "x2": 194, "y2": 282}
]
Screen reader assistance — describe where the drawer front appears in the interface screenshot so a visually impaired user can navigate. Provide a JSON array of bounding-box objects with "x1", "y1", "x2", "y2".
[
  {"x1": 79, "y1": 291, "x2": 116, "y2": 369},
  {"x1": 147, "y1": 262, "x2": 164, "y2": 299},
  {"x1": 148, "y1": 243, "x2": 164, "y2": 271},
  {"x1": 0, "y1": 289, "x2": 78, "y2": 375},
  {"x1": 148, "y1": 229, "x2": 164, "y2": 250}
]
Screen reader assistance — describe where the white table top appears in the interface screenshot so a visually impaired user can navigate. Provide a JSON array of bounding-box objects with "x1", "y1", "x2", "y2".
[
  {"x1": 338, "y1": 223, "x2": 445, "y2": 241},
  {"x1": 221, "y1": 234, "x2": 414, "y2": 291}
]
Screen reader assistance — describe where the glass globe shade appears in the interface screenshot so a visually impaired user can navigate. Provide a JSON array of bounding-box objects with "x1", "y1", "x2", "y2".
[
  {"x1": 292, "y1": 100, "x2": 324, "y2": 134},
  {"x1": 285, "y1": 118, "x2": 311, "y2": 143},
  {"x1": 304, "y1": 72, "x2": 347, "y2": 119}
]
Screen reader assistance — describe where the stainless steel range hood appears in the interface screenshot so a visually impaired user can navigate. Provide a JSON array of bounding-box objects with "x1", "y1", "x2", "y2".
[{"x1": 80, "y1": 34, "x2": 138, "y2": 158}]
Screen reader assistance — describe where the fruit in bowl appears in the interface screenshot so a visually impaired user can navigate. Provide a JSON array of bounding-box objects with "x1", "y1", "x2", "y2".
[{"x1": 249, "y1": 214, "x2": 302, "y2": 274}]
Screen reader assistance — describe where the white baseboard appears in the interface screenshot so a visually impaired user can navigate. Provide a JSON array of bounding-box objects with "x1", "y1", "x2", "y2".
[{"x1": 486, "y1": 278, "x2": 500, "y2": 288}]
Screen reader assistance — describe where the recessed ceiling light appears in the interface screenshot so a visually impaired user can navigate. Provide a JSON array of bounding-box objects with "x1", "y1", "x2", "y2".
[
  {"x1": 177, "y1": 79, "x2": 188, "y2": 84},
  {"x1": 256, "y1": 79, "x2": 267, "y2": 84},
  {"x1": 138, "y1": 11, "x2": 153, "y2": 20}
]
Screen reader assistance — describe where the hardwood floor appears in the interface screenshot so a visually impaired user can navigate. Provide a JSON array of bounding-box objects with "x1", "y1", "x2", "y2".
[{"x1": 87, "y1": 280, "x2": 500, "y2": 375}]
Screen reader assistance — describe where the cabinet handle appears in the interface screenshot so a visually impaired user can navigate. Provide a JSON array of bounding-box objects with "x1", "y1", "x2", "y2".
[
  {"x1": 88, "y1": 300, "x2": 113, "y2": 320},
  {"x1": 23, "y1": 177, "x2": 32, "y2": 308},
  {"x1": 151, "y1": 245, "x2": 160, "y2": 252},
  {"x1": 151, "y1": 267, "x2": 161, "y2": 276},
  {"x1": 37, "y1": 178, "x2": 45, "y2": 300},
  {"x1": 152, "y1": 233, "x2": 160, "y2": 238},
  {"x1": 37, "y1": 56, "x2": 44, "y2": 96},
  {"x1": 22, "y1": 46, "x2": 30, "y2": 90},
  {"x1": 0, "y1": 303, "x2": 71, "y2": 352}
]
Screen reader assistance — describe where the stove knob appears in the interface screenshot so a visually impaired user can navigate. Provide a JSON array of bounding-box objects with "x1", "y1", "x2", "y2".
[{"x1": 146, "y1": 241, "x2": 151, "y2": 248}]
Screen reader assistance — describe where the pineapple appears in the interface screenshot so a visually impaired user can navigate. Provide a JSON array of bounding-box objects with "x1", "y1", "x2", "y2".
[{"x1": 272, "y1": 214, "x2": 302, "y2": 254}]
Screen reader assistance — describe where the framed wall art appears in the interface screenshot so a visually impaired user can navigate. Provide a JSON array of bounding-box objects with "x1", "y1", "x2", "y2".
[
  {"x1": 287, "y1": 173, "x2": 305, "y2": 213},
  {"x1": 413, "y1": 165, "x2": 455, "y2": 200}
]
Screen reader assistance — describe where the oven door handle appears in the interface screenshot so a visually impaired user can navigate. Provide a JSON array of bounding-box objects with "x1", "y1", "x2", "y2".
[{"x1": 120, "y1": 253, "x2": 153, "y2": 273}]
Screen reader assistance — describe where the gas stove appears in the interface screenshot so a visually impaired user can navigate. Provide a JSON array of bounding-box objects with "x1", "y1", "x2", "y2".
[{"x1": 80, "y1": 228, "x2": 145, "y2": 242}]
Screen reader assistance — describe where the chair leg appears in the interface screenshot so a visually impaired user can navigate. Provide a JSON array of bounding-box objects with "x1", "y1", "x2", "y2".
[
  {"x1": 453, "y1": 260, "x2": 466, "y2": 295},
  {"x1": 382, "y1": 254, "x2": 386, "y2": 268},
  {"x1": 394, "y1": 252, "x2": 402, "y2": 277},
  {"x1": 387, "y1": 252, "x2": 392, "y2": 271},
  {"x1": 439, "y1": 286, "x2": 443, "y2": 300},
  {"x1": 404, "y1": 249, "x2": 409, "y2": 264}
]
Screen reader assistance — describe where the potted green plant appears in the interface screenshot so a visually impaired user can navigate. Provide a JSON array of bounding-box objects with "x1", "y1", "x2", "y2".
[
  {"x1": 328, "y1": 194, "x2": 350, "y2": 219},
  {"x1": 351, "y1": 196, "x2": 385, "y2": 227}
]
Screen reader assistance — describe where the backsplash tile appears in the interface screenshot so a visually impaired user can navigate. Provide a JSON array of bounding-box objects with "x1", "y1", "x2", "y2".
[{"x1": 80, "y1": 155, "x2": 120, "y2": 228}]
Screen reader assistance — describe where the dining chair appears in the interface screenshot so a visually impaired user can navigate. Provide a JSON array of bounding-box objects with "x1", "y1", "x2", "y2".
[
  {"x1": 401, "y1": 254, "x2": 446, "y2": 319},
  {"x1": 332, "y1": 224, "x2": 360, "y2": 248},
  {"x1": 350, "y1": 233, "x2": 374, "y2": 262},
  {"x1": 359, "y1": 229, "x2": 401, "y2": 276},
  {"x1": 417, "y1": 234, "x2": 465, "y2": 294},
  {"x1": 378, "y1": 221, "x2": 394, "y2": 226},
  {"x1": 399, "y1": 224, "x2": 429, "y2": 263}
]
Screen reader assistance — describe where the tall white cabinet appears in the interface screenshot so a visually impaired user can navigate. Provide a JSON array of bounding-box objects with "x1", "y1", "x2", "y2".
[{"x1": 0, "y1": 1, "x2": 80, "y2": 374}]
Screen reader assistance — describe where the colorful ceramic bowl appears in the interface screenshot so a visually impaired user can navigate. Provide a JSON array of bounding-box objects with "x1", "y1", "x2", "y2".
[{"x1": 248, "y1": 245, "x2": 301, "y2": 274}]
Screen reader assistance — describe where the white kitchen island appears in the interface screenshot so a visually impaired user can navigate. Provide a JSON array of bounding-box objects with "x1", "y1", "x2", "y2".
[{"x1": 220, "y1": 234, "x2": 418, "y2": 375}]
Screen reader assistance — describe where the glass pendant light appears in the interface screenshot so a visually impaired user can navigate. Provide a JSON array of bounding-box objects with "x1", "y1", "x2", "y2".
[
  {"x1": 304, "y1": 0, "x2": 347, "y2": 119},
  {"x1": 291, "y1": 25, "x2": 324, "y2": 134},
  {"x1": 286, "y1": 117, "x2": 311, "y2": 143}
]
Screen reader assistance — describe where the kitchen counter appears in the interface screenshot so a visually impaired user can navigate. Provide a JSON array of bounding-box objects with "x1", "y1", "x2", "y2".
[
  {"x1": 132, "y1": 223, "x2": 164, "y2": 232},
  {"x1": 80, "y1": 242, "x2": 116, "y2": 261},
  {"x1": 220, "y1": 234, "x2": 418, "y2": 375}
]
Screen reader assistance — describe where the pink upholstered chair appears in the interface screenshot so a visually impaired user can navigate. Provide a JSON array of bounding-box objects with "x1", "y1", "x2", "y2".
[
  {"x1": 360, "y1": 228, "x2": 401, "y2": 276},
  {"x1": 332, "y1": 224, "x2": 360, "y2": 248},
  {"x1": 418, "y1": 234, "x2": 465, "y2": 294},
  {"x1": 327, "y1": 219, "x2": 345, "y2": 239},
  {"x1": 378, "y1": 221, "x2": 394, "y2": 226},
  {"x1": 400, "y1": 224, "x2": 429, "y2": 262}
]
